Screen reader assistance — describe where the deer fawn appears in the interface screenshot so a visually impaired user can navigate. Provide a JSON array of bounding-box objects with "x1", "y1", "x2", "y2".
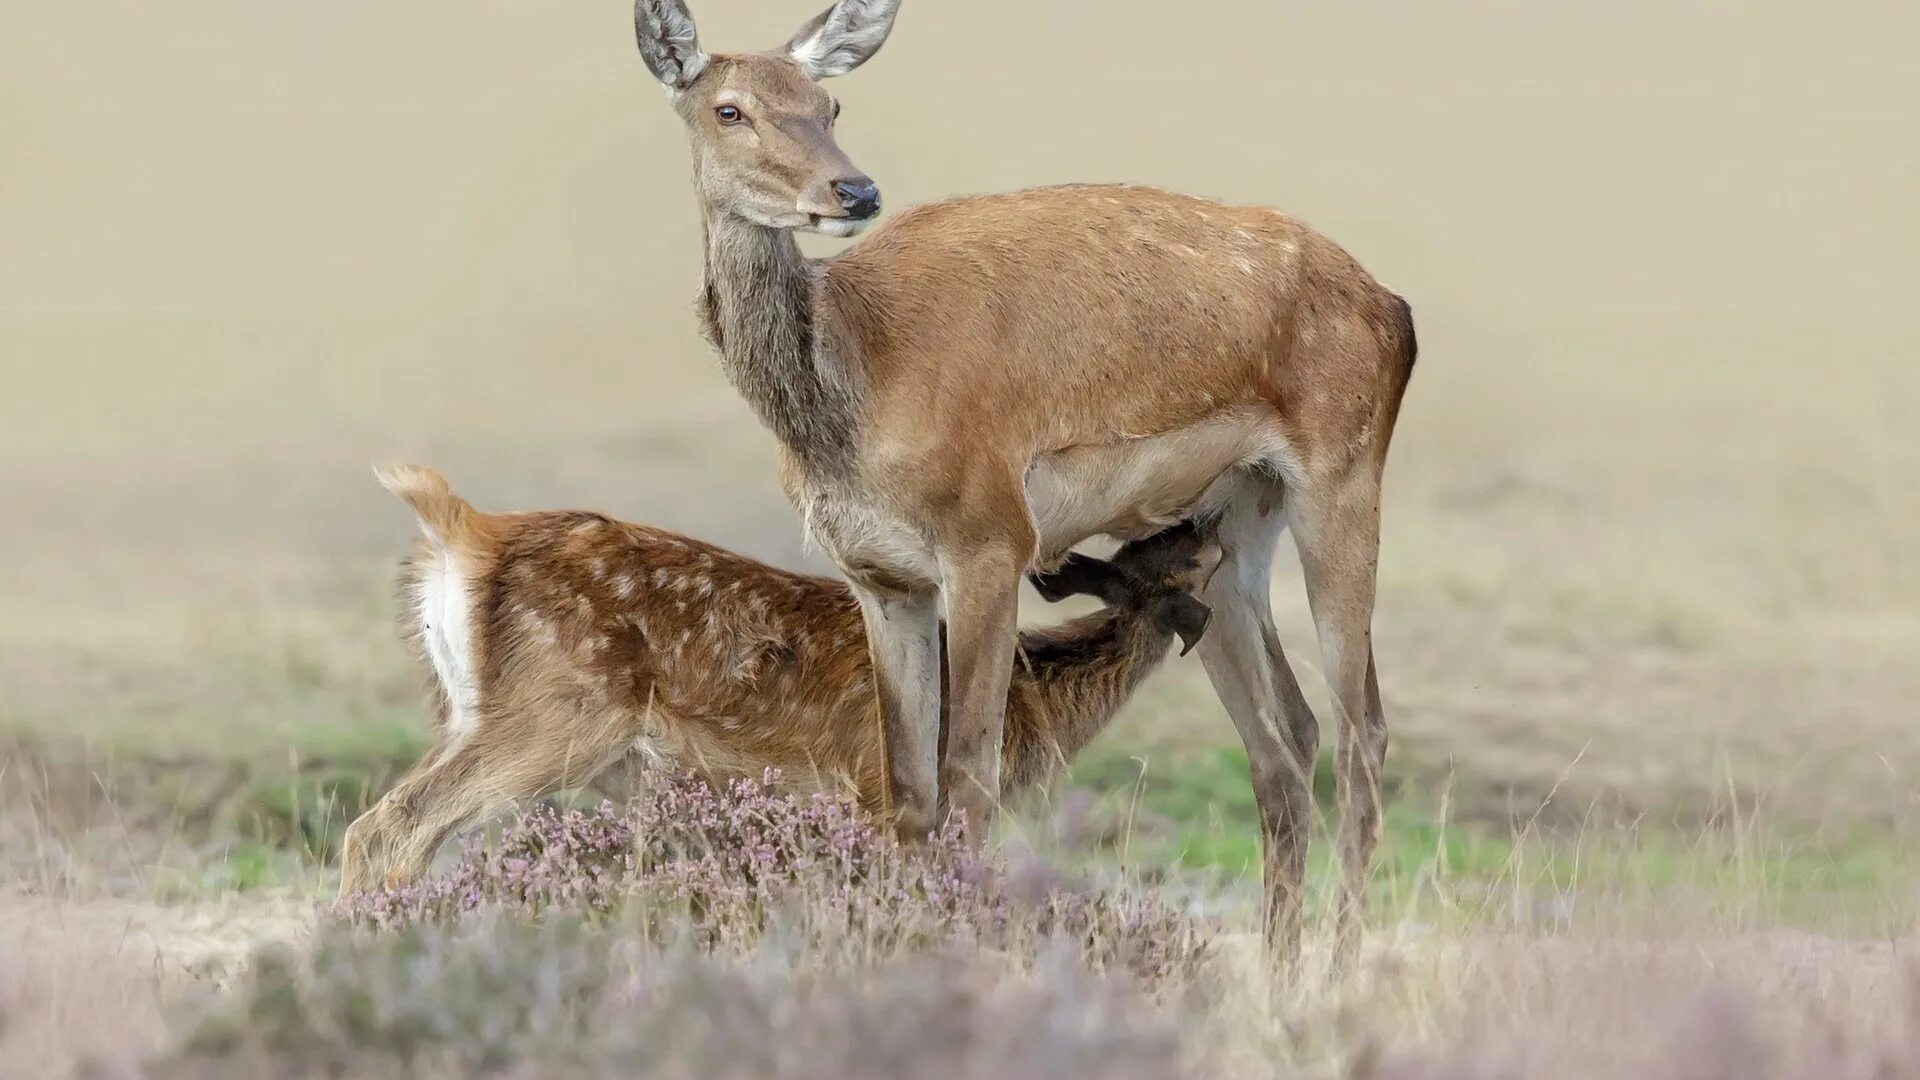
[
  {"x1": 630, "y1": 0, "x2": 1417, "y2": 960},
  {"x1": 336, "y1": 465, "x2": 1219, "y2": 897}
]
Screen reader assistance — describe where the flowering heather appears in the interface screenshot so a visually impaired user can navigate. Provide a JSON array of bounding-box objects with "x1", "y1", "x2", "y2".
[
  {"x1": 332, "y1": 769, "x2": 1209, "y2": 985},
  {"x1": 150, "y1": 917, "x2": 1189, "y2": 1080}
]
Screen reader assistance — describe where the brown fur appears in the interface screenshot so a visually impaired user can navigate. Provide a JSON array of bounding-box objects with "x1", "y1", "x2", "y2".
[
  {"x1": 337, "y1": 466, "x2": 1219, "y2": 896},
  {"x1": 635, "y1": 0, "x2": 1418, "y2": 962}
]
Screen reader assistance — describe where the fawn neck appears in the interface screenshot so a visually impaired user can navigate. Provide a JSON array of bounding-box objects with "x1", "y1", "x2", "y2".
[
  {"x1": 1012, "y1": 606, "x2": 1171, "y2": 777},
  {"x1": 699, "y1": 212, "x2": 860, "y2": 476}
]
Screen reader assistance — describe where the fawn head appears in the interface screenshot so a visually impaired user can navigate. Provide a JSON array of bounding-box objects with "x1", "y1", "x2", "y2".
[
  {"x1": 1030, "y1": 524, "x2": 1224, "y2": 656},
  {"x1": 634, "y1": 0, "x2": 898, "y2": 237}
]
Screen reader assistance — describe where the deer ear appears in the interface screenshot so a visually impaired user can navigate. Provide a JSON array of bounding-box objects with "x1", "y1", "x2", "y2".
[
  {"x1": 787, "y1": 0, "x2": 901, "y2": 79},
  {"x1": 635, "y1": 0, "x2": 709, "y2": 89},
  {"x1": 1155, "y1": 594, "x2": 1213, "y2": 657}
]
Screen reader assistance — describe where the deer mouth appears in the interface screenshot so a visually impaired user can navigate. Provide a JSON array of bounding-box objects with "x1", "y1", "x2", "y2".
[{"x1": 807, "y1": 213, "x2": 872, "y2": 238}]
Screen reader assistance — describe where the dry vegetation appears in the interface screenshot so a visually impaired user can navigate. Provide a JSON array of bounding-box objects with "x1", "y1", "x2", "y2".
[{"x1": 3, "y1": 0, "x2": 1917, "y2": 1076}]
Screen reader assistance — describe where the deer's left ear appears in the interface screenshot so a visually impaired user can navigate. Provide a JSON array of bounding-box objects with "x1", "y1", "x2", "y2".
[
  {"x1": 635, "y1": 0, "x2": 709, "y2": 89},
  {"x1": 1156, "y1": 594, "x2": 1213, "y2": 657},
  {"x1": 787, "y1": 0, "x2": 901, "y2": 79}
]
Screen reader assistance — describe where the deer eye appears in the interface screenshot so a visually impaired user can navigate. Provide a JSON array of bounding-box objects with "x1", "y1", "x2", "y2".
[
  {"x1": 832, "y1": 100, "x2": 842, "y2": 120},
  {"x1": 715, "y1": 105, "x2": 744, "y2": 125}
]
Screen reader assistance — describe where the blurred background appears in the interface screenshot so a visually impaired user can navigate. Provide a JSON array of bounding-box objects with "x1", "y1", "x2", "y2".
[{"x1": 2, "y1": 0, "x2": 1916, "y2": 863}]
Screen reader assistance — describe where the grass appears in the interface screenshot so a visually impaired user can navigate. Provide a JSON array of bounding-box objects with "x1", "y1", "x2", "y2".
[
  {"x1": 1, "y1": 719, "x2": 426, "y2": 898},
  {"x1": 10, "y1": 714, "x2": 1910, "y2": 936},
  {"x1": 45, "y1": 772, "x2": 1915, "y2": 1079},
  {"x1": 1055, "y1": 739, "x2": 1917, "y2": 935},
  {"x1": 5, "y1": 682, "x2": 1915, "y2": 1076}
]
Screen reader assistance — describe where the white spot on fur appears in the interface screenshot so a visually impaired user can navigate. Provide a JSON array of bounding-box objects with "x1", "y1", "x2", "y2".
[{"x1": 615, "y1": 573, "x2": 637, "y2": 598}]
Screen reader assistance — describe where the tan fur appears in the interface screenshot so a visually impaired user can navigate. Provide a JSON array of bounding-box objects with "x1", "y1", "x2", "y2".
[
  {"x1": 635, "y1": 0, "x2": 1418, "y2": 961},
  {"x1": 337, "y1": 466, "x2": 1218, "y2": 897}
]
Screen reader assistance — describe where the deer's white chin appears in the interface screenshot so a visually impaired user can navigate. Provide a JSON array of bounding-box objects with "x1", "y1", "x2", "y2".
[{"x1": 806, "y1": 215, "x2": 872, "y2": 239}]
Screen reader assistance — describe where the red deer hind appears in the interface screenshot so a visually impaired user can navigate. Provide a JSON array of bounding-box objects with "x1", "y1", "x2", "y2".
[{"x1": 631, "y1": 0, "x2": 1417, "y2": 960}]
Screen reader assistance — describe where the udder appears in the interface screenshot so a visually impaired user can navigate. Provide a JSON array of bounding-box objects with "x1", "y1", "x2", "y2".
[{"x1": 1023, "y1": 407, "x2": 1291, "y2": 566}]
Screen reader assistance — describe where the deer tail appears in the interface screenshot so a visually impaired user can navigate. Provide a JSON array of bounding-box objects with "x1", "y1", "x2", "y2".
[{"x1": 372, "y1": 463, "x2": 478, "y2": 549}]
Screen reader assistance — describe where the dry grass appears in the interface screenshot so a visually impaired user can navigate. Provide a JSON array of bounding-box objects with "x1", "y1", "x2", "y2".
[{"x1": 2, "y1": 782, "x2": 1915, "y2": 1078}]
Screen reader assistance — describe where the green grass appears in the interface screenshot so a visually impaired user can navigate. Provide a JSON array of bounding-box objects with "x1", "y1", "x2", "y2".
[
  {"x1": 2, "y1": 717, "x2": 430, "y2": 896},
  {"x1": 9, "y1": 705, "x2": 1912, "y2": 931},
  {"x1": 1054, "y1": 739, "x2": 1917, "y2": 933}
]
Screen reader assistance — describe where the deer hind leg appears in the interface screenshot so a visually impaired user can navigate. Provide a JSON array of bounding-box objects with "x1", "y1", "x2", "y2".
[
  {"x1": 338, "y1": 733, "x2": 452, "y2": 898},
  {"x1": 1288, "y1": 462, "x2": 1388, "y2": 963},
  {"x1": 336, "y1": 713, "x2": 634, "y2": 898},
  {"x1": 1193, "y1": 479, "x2": 1321, "y2": 966}
]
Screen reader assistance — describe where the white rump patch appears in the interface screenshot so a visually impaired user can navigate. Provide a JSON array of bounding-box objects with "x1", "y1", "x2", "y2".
[{"x1": 417, "y1": 552, "x2": 480, "y2": 742}]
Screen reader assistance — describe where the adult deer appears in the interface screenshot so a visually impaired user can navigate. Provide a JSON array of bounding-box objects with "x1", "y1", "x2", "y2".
[{"x1": 631, "y1": 0, "x2": 1417, "y2": 958}]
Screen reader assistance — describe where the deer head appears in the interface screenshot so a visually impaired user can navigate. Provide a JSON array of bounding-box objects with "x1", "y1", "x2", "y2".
[
  {"x1": 634, "y1": 0, "x2": 899, "y2": 237},
  {"x1": 1029, "y1": 523, "x2": 1225, "y2": 656}
]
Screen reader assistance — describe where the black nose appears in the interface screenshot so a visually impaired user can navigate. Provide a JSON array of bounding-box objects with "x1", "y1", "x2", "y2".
[{"x1": 831, "y1": 176, "x2": 881, "y2": 219}]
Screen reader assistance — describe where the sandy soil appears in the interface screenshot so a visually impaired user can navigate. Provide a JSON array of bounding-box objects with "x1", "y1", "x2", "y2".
[{"x1": 0, "y1": 891, "x2": 311, "y2": 1076}]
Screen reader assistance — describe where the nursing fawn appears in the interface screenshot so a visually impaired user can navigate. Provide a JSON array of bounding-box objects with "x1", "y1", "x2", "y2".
[{"x1": 337, "y1": 465, "x2": 1218, "y2": 896}]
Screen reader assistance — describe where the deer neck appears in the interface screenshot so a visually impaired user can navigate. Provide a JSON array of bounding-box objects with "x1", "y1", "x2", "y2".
[
  {"x1": 1004, "y1": 607, "x2": 1172, "y2": 788},
  {"x1": 698, "y1": 214, "x2": 860, "y2": 476}
]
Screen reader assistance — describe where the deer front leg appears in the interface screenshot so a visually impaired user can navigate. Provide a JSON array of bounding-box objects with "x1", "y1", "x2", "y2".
[
  {"x1": 849, "y1": 578, "x2": 944, "y2": 840},
  {"x1": 937, "y1": 525, "x2": 1035, "y2": 840}
]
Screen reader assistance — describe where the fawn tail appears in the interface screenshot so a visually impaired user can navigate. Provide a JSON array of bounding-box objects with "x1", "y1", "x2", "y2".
[{"x1": 373, "y1": 463, "x2": 479, "y2": 549}]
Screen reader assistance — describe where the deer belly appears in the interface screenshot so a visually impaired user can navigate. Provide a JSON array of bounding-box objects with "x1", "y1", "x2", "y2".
[{"x1": 1024, "y1": 410, "x2": 1289, "y2": 564}]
